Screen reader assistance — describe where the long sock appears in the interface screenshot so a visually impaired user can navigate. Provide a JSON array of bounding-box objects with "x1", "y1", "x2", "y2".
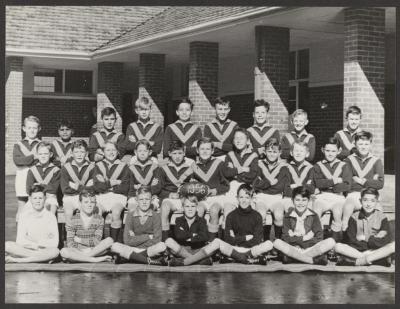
[
  {"x1": 177, "y1": 246, "x2": 192, "y2": 258},
  {"x1": 263, "y1": 225, "x2": 272, "y2": 241},
  {"x1": 230, "y1": 249, "x2": 249, "y2": 264},
  {"x1": 110, "y1": 228, "x2": 120, "y2": 242},
  {"x1": 274, "y1": 226, "x2": 283, "y2": 240},
  {"x1": 184, "y1": 248, "x2": 209, "y2": 266},
  {"x1": 128, "y1": 251, "x2": 148, "y2": 264},
  {"x1": 162, "y1": 230, "x2": 170, "y2": 242}
]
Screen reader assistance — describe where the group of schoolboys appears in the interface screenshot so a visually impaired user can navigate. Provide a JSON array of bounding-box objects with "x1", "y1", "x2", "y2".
[{"x1": 6, "y1": 96, "x2": 394, "y2": 267}]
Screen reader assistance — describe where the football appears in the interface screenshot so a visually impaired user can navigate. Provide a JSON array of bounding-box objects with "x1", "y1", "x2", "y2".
[{"x1": 178, "y1": 182, "x2": 209, "y2": 200}]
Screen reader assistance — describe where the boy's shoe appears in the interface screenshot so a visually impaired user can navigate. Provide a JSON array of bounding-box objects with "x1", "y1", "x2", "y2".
[
  {"x1": 113, "y1": 255, "x2": 128, "y2": 265},
  {"x1": 252, "y1": 255, "x2": 268, "y2": 265},
  {"x1": 211, "y1": 252, "x2": 221, "y2": 262},
  {"x1": 198, "y1": 257, "x2": 213, "y2": 266},
  {"x1": 281, "y1": 255, "x2": 295, "y2": 264},
  {"x1": 327, "y1": 249, "x2": 338, "y2": 263},
  {"x1": 219, "y1": 256, "x2": 234, "y2": 264},
  {"x1": 147, "y1": 256, "x2": 168, "y2": 266},
  {"x1": 268, "y1": 248, "x2": 279, "y2": 258},
  {"x1": 373, "y1": 257, "x2": 392, "y2": 267},
  {"x1": 168, "y1": 256, "x2": 184, "y2": 267},
  {"x1": 336, "y1": 256, "x2": 356, "y2": 266},
  {"x1": 313, "y1": 254, "x2": 328, "y2": 266}
]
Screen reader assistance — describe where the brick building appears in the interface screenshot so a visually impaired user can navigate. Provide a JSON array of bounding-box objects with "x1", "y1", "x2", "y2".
[{"x1": 5, "y1": 6, "x2": 396, "y2": 175}]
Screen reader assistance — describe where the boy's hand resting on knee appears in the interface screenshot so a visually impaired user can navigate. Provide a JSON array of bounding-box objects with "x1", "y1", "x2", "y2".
[
  {"x1": 375, "y1": 230, "x2": 387, "y2": 238},
  {"x1": 74, "y1": 236, "x2": 83, "y2": 244},
  {"x1": 110, "y1": 179, "x2": 122, "y2": 187},
  {"x1": 245, "y1": 235, "x2": 254, "y2": 241},
  {"x1": 356, "y1": 234, "x2": 366, "y2": 241},
  {"x1": 302, "y1": 231, "x2": 314, "y2": 241},
  {"x1": 208, "y1": 188, "x2": 217, "y2": 196},
  {"x1": 129, "y1": 230, "x2": 135, "y2": 237}
]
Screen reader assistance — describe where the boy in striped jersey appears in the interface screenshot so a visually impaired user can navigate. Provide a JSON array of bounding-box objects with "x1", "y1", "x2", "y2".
[
  {"x1": 281, "y1": 141, "x2": 315, "y2": 212},
  {"x1": 281, "y1": 109, "x2": 316, "y2": 162},
  {"x1": 127, "y1": 139, "x2": 159, "y2": 212},
  {"x1": 341, "y1": 131, "x2": 384, "y2": 232},
  {"x1": 124, "y1": 96, "x2": 163, "y2": 160},
  {"x1": 247, "y1": 100, "x2": 280, "y2": 159},
  {"x1": 153, "y1": 141, "x2": 194, "y2": 240},
  {"x1": 253, "y1": 138, "x2": 288, "y2": 242},
  {"x1": 52, "y1": 120, "x2": 74, "y2": 167},
  {"x1": 93, "y1": 141, "x2": 130, "y2": 242},
  {"x1": 312, "y1": 137, "x2": 352, "y2": 241},
  {"x1": 334, "y1": 106, "x2": 362, "y2": 161},
  {"x1": 88, "y1": 107, "x2": 125, "y2": 162},
  {"x1": 163, "y1": 97, "x2": 202, "y2": 160},
  {"x1": 60, "y1": 140, "x2": 95, "y2": 226},
  {"x1": 25, "y1": 142, "x2": 60, "y2": 215},
  {"x1": 191, "y1": 137, "x2": 236, "y2": 240},
  {"x1": 13, "y1": 116, "x2": 41, "y2": 221},
  {"x1": 203, "y1": 97, "x2": 238, "y2": 161}
]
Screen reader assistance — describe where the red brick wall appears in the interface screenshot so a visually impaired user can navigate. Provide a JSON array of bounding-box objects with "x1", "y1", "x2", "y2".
[
  {"x1": 139, "y1": 53, "x2": 166, "y2": 128},
  {"x1": 306, "y1": 85, "x2": 344, "y2": 162},
  {"x1": 22, "y1": 97, "x2": 97, "y2": 137},
  {"x1": 189, "y1": 41, "x2": 219, "y2": 126}
]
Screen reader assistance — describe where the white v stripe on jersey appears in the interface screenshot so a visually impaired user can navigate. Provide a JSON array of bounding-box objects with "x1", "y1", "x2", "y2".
[
  {"x1": 130, "y1": 122, "x2": 159, "y2": 141},
  {"x1": 287, "y1": 163, "x2": 313, "y2": 184},
  {"x1": 169, "y1": 123, "x2": 199, "y2": 144},
  {"x1": 192, "y1": 159, "x2": 222, "y2": 183},
  {"x1": 93, "y1": 132, "x2": 122, "y2": 148},
  {"x1": 161, "y1": 165, "x2": 193, "y2": 185},
  {"x1": 17, "y1": 141, "x2": 38, "y2": 157},
  {"x1": 207, "y1": 121, "x2": 237, "y2": 143},
  {"x1": 97, "y1": 161, "x2": 126, "y2": 181},
  {"x1": 129, "y1": 163, "x2": 157, "y2": 185},
  {"x1": 285, "y1": 133, "x2": 295, "y2": 146},
  {"x1": 317, "y1": 161, "x2": 345, "y2": 180},
  {"x1": 65, "y1": 162, "x2": 94, "y2": 185},
  {"x1": 30, "y1": 166, "x2": 59, "y2": 185},
  {"x1": 337, "y1": 131, "x2": 355, "y2": 151},
  {"x1": 348, "y1": 155, "x2": 378, "y2": 178},
  {"x1": 52, "y1": 140, "x2": 72, "y2": 162},
  {"x1": 228, "y1": 152, "x2": 258, "y2": 169},
  {"x1": 247, "y1": 127, "x2": 277, "y2": 146},
  {"x1": 258, "y1": 161, "x2": 286, "y2": 183}
]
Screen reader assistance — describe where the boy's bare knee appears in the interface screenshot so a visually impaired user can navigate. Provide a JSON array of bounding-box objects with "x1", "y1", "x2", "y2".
[
  {"x1": 104, "y1": 237, "x2": 114, "y2": 246},
  {"x1": 164, "y1": 238, "x2": 175, "y2": 248},
  {"x1": 49, "y1": 248, "x2": 60, "y2": 259},
  {"x1": 60, "y1": 248, "x2": 69, "y2": 258}
]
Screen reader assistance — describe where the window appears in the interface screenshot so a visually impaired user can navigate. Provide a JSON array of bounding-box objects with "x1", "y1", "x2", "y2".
[
  {"x1": 289, "y1": 49, "x2": 310, "y2": 111},
  {"x1": 33, "y1": 68, "x2": 93, "y2": 95}
]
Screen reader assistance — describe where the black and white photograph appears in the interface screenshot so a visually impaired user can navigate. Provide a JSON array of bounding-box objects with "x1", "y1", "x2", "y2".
[{"x1": 3, "y1": 3, "x2": 397, "y2": 304}]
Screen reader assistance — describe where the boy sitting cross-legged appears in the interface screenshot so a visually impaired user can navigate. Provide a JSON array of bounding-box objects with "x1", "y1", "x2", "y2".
[
  {"x1": 190, "y1": 137, "x2": 236, "y2": 240},
  {"x1": 6, "y1": 184, "x2": 59, "y2": 263},
  {"x1": 127, "y1": 139, "x2": 159, "y2": 212},
  {"x1": 93, "y1": 141, "x2": 130, "y2": 242},
  {"x1": 312, "y1": 137, "x2": 352, "y2": 242},
  {"x1": 203, "y1": 97, "x2": 238, "y2": 161},
  {"x1": 335, "y1": 188, "x2": 394, "y2": 267},
  {"x1": 273, "y1": 186, "x2": 336, "y2": 265},
  {"x1": 341, "y1": 131, "x2": 384, "y2": 232},
  {"x1": 153, "y1": 140, "x2": 194, "y2": 241},
  {"x1": 110, "y1": 186, "x2": 168, "y2": 265},
  {"x1": 247, "y1": 99, "x2": 280, "y2": 159},
  {"x1": 60, "y1": 190, "x2": 114, "y2": 263},
  {"x1": 253, "y1": 138, "x2": 288, "y2": 242}
]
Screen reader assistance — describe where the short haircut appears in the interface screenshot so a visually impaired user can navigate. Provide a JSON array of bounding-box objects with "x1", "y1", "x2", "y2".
[
  {"x1": 323, "y1": 137, "x2": 340, "y2": 149},
  {"x1": 291, "y1": 186, "x2": 311, "y2": 200},
  {"x1": 57, "y1": 119, "x2": 73, "y2": 130},
  {"x1": 361, "y1": 187, "x2": 379, "y2": 199},
  {"x1": 265, "y1": 137, "x2": 281, "y2": 150},
  {"x1": 292, "y1": 109, "x2": 308, "y2": 120},
  {"x1": 102, "y1": 141, "x2": 118, "y2": 151},
  {"x1": 233, "y1": 127, "x2": 250, "y2": 140},
  {"x1": 182, "y1": 194, "x2": 199, "y2": 204},
  {"x1": 345, "y1": 105, "x2": 362, "y2": 118},
  {"x1": 36, "y1": 141, "x2": 52, "y2": 153},
  {"x1": 29, "y1": 184, "x2": 45, "y2": 196},
  {"x1": 237, "y1": 183, "x2": 253, "y2": 196},
  {"x1": 71, "y1": 139, "x2": 88, "y2": 151},
  {"x1": 254, "y1": 99, "x2": 270, "y2": 112},
  {"x1": 213, "y1": 97, "x2": 230, "y2": 107},
  {"x1": 136, "y1": 185, "x2": 152, "y2": 197},
  {"x1": 168, "y1": 140, "x2": 185, "y2": 152},
  {"x1": 354, "y1": 131, "x2": 373, "y2": 143},
  {"x1": 24, "y1": 115, "x2": 41, "y2": 127},
  {"x1": 135, "y1": 96, "x2": 151, "y2": 109},
  {"x1": 291, "y1": 141, "x2": 309, "y2": 152},
  {"x1": 101, "y1": 107, "x2": 117, "y2": 118},
  {"x1": 196, "y1": 137, "x2": 214, "y2": 150},
  {"x1": 79, "y1": 189, "x2": 96, "y2": 201},
  {"x1": 135, "y1": 139, "x2": 152, "y2": 151},
  {"x1": 176, "y1": 97, "x2": 194, "y2": 111}
]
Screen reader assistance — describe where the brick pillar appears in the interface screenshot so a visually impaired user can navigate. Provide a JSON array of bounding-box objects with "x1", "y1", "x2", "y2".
[
  {"x1": 189, "y1": 41, "x2": 218, "y2": 126},
  {"x1": 5, "y1": 56, "x2": 24, "y2": 175},
  {"x1": 344, "y1": 8, "x2": 385, "y2": 160},
  {"x1": 97, "y1": 62, "x2": 124, "y2": 131},
  {"x1": 139, "y1": 53, "x2": 166, "y2": 127},
  {"x1": 254, "y1": 26, "x2": 290, "y2": 132}
]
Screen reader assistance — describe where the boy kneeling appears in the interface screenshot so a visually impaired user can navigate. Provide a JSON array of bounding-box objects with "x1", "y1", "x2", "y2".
[
  {"x1": 335, "y1": 188, "x2": 394, "y2": 267},
  {"x1": 111, "y1": 186, "x2": 168, "y2": 265},
  {"x1": 274, "y1": 186, "x2": 335, "y2": 265},
  {"x1": 60, "y1": 190, "x2": 114, "y2": 263},
  {"x1": 6, "y1": 184, "x2": 59, "y2": 263}
]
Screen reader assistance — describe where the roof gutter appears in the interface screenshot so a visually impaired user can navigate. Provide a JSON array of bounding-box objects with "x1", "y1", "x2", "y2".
[
  {"x1": 6, "y1": 48, "x2": 92, "y2": 60},
  {"x1": 92, "y1": 6, "x2": 293, "y2": 59}
]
